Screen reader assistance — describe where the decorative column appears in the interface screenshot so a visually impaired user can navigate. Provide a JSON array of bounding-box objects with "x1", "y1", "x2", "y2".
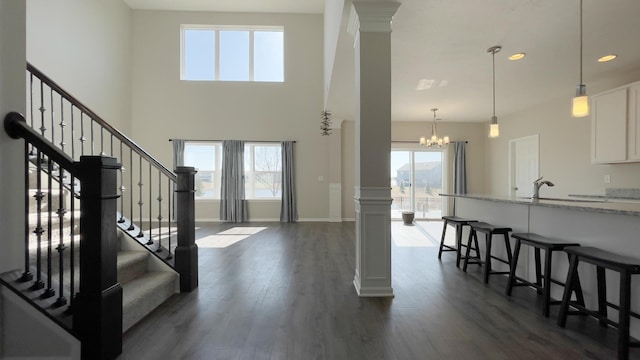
[{"x1": 351, "y1": 1, "x2": 400, "y2": 297}]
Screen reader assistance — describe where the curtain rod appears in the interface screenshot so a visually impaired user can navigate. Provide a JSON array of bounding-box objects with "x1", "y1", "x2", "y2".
[
  {"x1": 391, "y1": 140, "x2": 468, "y2": 144},
  {"x1": 169, "y1": 138, "x2": 296, "y2": 143}
]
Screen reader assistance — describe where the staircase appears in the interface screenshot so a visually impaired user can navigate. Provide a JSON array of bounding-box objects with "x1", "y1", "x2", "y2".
[
  {"x1": 0, "y1": 63, "x2": 198, "y2": 360},
  {"x1": 0, "y1": 228, "x2": 178, "y2": 333},
  {"x1": 117, "y1": 229, "x2": 178, "y2": 332}
]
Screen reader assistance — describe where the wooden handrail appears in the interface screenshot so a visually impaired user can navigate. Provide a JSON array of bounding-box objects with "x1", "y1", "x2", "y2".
[
  {"x1": 4, "y1": 112, "x2": 77, "y2": 176},
  {"x1": 27, "y1": 63, "x2": 176, "y2": 181}
]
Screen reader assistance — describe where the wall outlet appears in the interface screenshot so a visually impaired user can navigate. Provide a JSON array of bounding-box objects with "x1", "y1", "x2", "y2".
[{"x1": 604, "y1": 174, "x2": 611, "y2": 184}]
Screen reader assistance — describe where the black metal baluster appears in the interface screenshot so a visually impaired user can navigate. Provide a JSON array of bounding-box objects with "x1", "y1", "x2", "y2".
[
  {"x1": 100, "y1": 126, "x2": 105, "y2": 155},
  {"x1": 54, "y1": 159, "x2": 67, "y2": 307},
  {"x1": 68, "y1": 174, "x2": 76, "y2": 311},
  {"x1": 49, "y1": 88, "x2": 55, "y2": 149},
  {"x1": 146, "y1": 162, "x2": 153, "y2": 245},
  {"x1": 59, "y1": 96, "x2": 66, "y2": 154},
  {"x1": 80, "y1": 112, "x2": 86, "y2": 156},
  {"x1": 137, "y1": 155, "x2": 144, "y2": 238},
  {"x1": 31, "y1": 150, "x2": 45, "y2": 291},
  {"x1": 127, "y1": 148, "x2": 134, "y2": 231},
  {"x1": 110, "y1": 133, "x2": 114, "y2": 156},
  {"x1": 28, "y1": 72, "x2": 34, "y2": 128},
  {"x1": 118, "y1": 141, "x2": 126, "y2": 224},
  {"x1": 39, "y1": 79, "x2": 46, "y2": 137},
  {"x1": 166, "y1": 176, "x2": 173, "y2": 260},
  {"x1": 28, "y1": 72, "x2": 35, "y2": 156},
  {"x1": 156, "y1": 170, "x2": 163, "y2": 253},
  {"x1": 70, "y1": 105, "x2": 75, "y2": 161},
  {"x1": 90, "y1": 117, "x2": 95, "y2": 155},
  {"x1": 20, "y1": 142, "x2": 33, "y2": 282},
  {"x1": 42, "y1": 157, "x2": 55, "y2": 299}
]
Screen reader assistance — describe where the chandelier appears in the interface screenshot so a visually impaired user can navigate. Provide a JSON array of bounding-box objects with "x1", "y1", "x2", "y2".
[{"x1": 419, "y1": 108, "x2": 449, "y2": 147}]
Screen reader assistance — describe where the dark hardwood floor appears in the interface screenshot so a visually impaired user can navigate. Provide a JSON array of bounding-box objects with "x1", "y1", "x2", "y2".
[{"x1": 120, "y1": 221, "x2": 634, "y2": 359}]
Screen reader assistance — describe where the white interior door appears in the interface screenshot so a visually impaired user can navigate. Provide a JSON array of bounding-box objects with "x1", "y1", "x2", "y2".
[{"x1": 510, "y1": 135, "x2": 539, "y2": 197}]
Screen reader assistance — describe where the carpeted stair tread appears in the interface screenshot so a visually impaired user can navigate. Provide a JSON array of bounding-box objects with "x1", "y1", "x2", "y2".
[
  {"x1": 121, "y1": 271, "x2": 177, "y2": 332},
  {"x1": 117, "y1": 250, "x2": 149, "y2": 284}
]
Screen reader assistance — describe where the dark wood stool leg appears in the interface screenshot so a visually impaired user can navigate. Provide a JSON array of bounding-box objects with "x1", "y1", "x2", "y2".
[
  {"x1": 506, "y1": 238, "x2": 521, "y2": 296},
  {"x1": 596, "y1": 266, "x2": 608, "y2": 328},
  {"x1": 566, "y1": 252, "x2": 586, "y2": 306},
  {"x1": 455, "y1": 224, "x2": 463, "y2": 267},
  {"x1": 462, "y1": 229, "x2": 474, "y2": 272},
  {"x1": 472, "y1": 234, "x2": 481, "y2": 260},
  {"x1": 484, "y1": 233, "x2": 492, "y2": 284},
  {"x1": 542, "y1": 249, "x2": 553, "y2": 317},
  {"x1": 534, "y1": 248, "x2": 543, "y2": 295},
  {"x1": 618, "y1": 270, "x2": 632, "y2": 360},
  {"x1": 503, "y1": 232, "x2": 513, "y2": 265},
  {"x1": 438, "y1": 220, "x2": 449, "y2": 260},
  {"x1": 558, "y1": 254, "x2": 579, "y2": 327}
]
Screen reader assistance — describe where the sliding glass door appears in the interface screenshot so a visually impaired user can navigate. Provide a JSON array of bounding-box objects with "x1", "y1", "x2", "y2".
[{"x1": 391, "y1": 149, "x2": 445, "y2": 220}]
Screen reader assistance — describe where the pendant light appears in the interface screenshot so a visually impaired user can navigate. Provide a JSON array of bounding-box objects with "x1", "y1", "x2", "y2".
[
  {"x1": 419, "y1": 108, "x2": 449, "y2": 147},
  {"x1": 572, "y1": 0, "x2": 589, "y2": 117},
  {"x1": 487, "y1": 45, "x2": 501, "y2": 138}
]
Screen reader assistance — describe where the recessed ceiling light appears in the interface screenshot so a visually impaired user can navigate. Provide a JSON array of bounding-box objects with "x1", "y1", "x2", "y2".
[
  {"x1": 508, "y1": 53, "x2": 526, "y2": 61},
  {"x1": 598, "y1": 54, "x2": 617, "y2": 62}
]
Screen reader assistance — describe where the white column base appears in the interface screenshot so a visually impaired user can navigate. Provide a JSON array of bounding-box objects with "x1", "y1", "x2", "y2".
[{"x1": 353, "y1": 187, "x2": 394, "y2": 297}]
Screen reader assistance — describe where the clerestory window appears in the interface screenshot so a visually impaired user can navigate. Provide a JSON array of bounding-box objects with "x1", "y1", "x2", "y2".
[{"x1": 180, "y1": 25, "x2": 284, "y2": 82}]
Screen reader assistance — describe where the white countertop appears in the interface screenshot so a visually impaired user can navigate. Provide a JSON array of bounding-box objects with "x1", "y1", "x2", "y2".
[{"x1": 440, "y1": 193, "x2": 640, "y2": 217}]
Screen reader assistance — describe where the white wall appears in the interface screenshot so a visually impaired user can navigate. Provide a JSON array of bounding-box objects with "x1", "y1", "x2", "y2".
[
  {"x1": 0, "y1": 1, "x2": 25, "y2": 356},
  {"x1": 323, "y1": 0, "x2": 345, "y2": 106},
  {"x1": 130, "y1": 10, "x2": 327, "y2": 221},
  {"x1": 26, "y1": 0, "x2": 132, "y2": 132},
  {"x1": 486, "y1": 67, "x2": 640, "y2": 197},
  {"x1": 2, "y1": 287, "x2": 80, "y2": 359},
  {"x1": 0, "y1": 0, "x2": 27, "y2": 275}
]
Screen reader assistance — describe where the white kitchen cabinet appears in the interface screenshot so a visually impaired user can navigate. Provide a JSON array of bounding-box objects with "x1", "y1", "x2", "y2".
[
  {"x1": 591, "y1": 87, "x2": 628, "y2": 163},
  {"x1": 627, "y1": 83, "x2": 640, "y2": 160}
]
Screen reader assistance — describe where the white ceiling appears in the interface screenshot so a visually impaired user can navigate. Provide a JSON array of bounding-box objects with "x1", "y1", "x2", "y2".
[
  {"x1": 124, "y1": 0, "x2": 640, "y2": 123},
  {"x1": 123, "y1": 0, "x2": 324, "y2": 14}
]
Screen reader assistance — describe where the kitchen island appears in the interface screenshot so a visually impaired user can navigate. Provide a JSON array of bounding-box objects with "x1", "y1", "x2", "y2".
[{"x1": 441, "y1": 193, "x2": 640, "y2": 338}]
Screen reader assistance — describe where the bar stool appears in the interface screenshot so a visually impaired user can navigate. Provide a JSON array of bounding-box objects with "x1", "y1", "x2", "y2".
[
  {"x1": 438, "y1": 216, "x2": 478, "y2": 267},
  {"x1": 506, "y1": 233, "x2": 585, "y2": 317},
  {"x1": 462, "y1": 222, "x2": 513, "y2": 284},
  {"x1": 558, "y1": 246, "x2": 640, "y2": 360}
]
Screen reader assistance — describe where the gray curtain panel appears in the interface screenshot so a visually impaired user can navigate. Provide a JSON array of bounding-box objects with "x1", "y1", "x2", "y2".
[
  {"x1": 220, "y1": 140, "x2": 248, "y2": 222},
  {"x1": 454, "y1": 141, "x2": 467, "y2": 194},
  {"x1": 172, "y1": 139, "x2": 185, "y2": 169},
  {"x1": 280, "y1": 141, "x2": 298, "y2": 222},
  {"x1": 171, "y1": 139, "x2": 185, "y2": 220}
]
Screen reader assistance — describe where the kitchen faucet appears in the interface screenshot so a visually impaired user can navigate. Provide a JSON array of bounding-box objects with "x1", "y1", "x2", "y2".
[{"x1": 532, "y1": 176, "x2": 555, "y2": 199}]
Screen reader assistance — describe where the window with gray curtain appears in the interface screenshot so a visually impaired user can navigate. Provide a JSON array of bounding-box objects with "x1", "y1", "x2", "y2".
[
  {"x1": 454, "y1": 141, "x2": 467, "y2": 194},
  {"x1": 220, "y1": 140, "x2": 248, "y2": 222},
  {"x1": 280, "y1": 141, "x2": 298, "y2": 222}
]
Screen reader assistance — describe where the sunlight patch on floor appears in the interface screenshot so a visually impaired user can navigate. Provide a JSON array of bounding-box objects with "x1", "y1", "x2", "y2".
[
  {"x1": 217, "y1": 227, "x2": 268, "y2": 235},
  {"x1": 391, "y1": 221, "x2": 435, "y2": 247},
  {"x1": 196, "y1": 226, "x2": 268, "y2": 248}
]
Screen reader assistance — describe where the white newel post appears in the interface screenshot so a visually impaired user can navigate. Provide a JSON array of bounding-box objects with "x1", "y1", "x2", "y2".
[{"x1": 351, "y1": 1, "x2": 400, "y2": 297}]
